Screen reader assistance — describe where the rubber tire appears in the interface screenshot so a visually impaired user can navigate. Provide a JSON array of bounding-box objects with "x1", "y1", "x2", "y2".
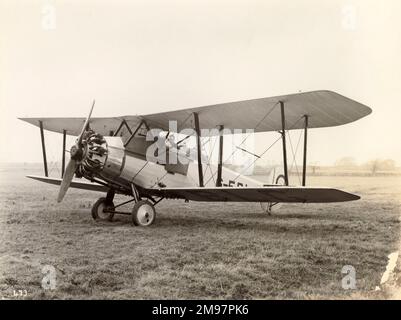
[
  {"x1": 275, "y1": 174, "x2": 286, "y2": 185},
  {"x1": 132, "y1": 200, "x2": 156, "y2": 226},
  {"x1": 91, "y1": 197, "x2": 115, "y2": 221}
]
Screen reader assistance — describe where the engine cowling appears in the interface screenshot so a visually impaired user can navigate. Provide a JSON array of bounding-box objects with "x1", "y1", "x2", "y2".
[{"x1": 76, "y1": 131, "x2": 125, "y2": 181}]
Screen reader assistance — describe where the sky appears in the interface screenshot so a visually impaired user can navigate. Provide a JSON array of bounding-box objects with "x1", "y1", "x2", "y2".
[{"x1": 1, "y1": 0, "x2": 401, "y2": 167}]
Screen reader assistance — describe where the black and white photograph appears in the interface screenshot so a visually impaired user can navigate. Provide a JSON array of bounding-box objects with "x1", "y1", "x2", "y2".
[{"x1": 0, "y1": 0, "x2": 400, "y2": 304}]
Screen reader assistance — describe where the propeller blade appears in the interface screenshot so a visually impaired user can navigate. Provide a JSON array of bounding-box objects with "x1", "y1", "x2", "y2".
[
  {"x1": 57, "y1": 100, "x2": 95, "y2": 203},
  {"x1": 57, "y1": 159, "x2": 78, "y2": 203},
  {"x1": 77, "y1": 100, "x2": 95, "y2": 146}
]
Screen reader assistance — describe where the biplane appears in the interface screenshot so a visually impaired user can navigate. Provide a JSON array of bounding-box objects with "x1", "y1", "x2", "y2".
[{"x1": 19, "y1": 90, "x2": 371, "y2": 226}]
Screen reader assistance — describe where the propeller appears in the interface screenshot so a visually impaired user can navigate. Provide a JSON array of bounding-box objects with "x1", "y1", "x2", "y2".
[{"x1": 57, "y1": 100, "x2": 95, "y2": 203}]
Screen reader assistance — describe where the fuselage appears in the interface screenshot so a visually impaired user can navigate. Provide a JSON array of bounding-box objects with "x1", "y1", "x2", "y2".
[{"x1": 80, "y1": 135, "x2": 271, "y2": 194}]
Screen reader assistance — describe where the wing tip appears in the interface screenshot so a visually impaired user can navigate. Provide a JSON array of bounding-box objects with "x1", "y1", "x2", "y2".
[
  {"x1": 350, "y1": 193, "x2": 361, "y2": 201},
  {"x1": 319, "y1": 90, "x2": 372, "y2": 116},
  {"x1": 333, "y1": 188, "x2": 360, "y2": 202}
]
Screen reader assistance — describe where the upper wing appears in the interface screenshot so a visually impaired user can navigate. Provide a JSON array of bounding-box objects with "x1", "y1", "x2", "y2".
[
  {"x1": 141, "y1": 90, "x2": 371, "y2": 134},
  {"x1": 147, "y1": 186, "x2": 360, "y2": 203},
  {"x1": 19, "y1": 116, "x2": 142, "y2": 136},
  {"x1": 19, "y1": 90, "x2": 371, "y2": 136}
]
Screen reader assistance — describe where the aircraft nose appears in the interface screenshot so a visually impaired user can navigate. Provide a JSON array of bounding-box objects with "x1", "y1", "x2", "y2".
[
  {"x1": 81, "y1": 132, "x2": 108, "y2": 172},
  {"x1": 70, "y1": 145, "x2": 83, "y2": 161}
]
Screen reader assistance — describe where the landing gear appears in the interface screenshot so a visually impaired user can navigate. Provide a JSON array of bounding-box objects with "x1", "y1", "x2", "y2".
[
  {"x1": 91, "y1": 197, "x2": 115, "y2": 221},
  {"x1": 91, "y1": 187, "x2": 157, "y2": 226},
  {"x1": 260, "y1": 174, "x2": 286, "y2": 215},
  {"x1": 132, "y1": 200, "x2": 156, "y2": 226},
  {"x1": 92, "y1": 189, "x2": 115, "y2": 221},
  {"x1": 260, "y1": 202, "x2": 276, "y2": 215}
]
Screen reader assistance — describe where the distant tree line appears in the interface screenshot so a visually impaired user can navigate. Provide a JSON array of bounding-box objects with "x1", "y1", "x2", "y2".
[{"x1": 334, "y1": 157, "x2": 397, "y2": 175}]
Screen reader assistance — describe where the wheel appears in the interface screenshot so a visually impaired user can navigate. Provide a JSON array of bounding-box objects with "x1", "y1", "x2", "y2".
[
  {"x1": 275, "y1": 174, "x2": 286, "y2": 185},
  {"x1": 132, "y1": 200, "x2": 156, "y2": 226},
  {"x1": 91, "y1": 197, "x2": 115, "y2": 221},
  {"x1": 260, "y1": 202, "x2": 273, "y2": 215},
  {"x1": 260, "y1": 174, "x2": 286, "y2": 215}
]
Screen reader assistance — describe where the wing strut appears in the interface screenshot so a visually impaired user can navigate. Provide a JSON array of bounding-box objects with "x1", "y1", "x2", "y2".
[
  {"x1": 124, "y1": 120, "x2": 146, "y2": 147},
  {"x1": 61, "y1": 129, "x2": 66, "y2": 178},
  {"x1": 39, "y1": 120, "x2": 48, "y2": 177},
  {"x1": 114, "y1": 119, "x2": 133, "y2": 137},
  {"x1": 193, "y1": 112, "x2": 204, "y2": 187},
  {"x1": 302, "y1": 115, "x2": 309, "y2": 186},
  {"x1": 279, "y1": 101, "x2": 289, "y2": 186},
  {"x1": 216, "y1": 125, "x2": 224, "y2": 187}
]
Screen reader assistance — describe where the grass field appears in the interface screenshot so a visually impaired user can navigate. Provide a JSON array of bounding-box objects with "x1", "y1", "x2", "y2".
[{"x1": 0, "y1": 164, "x2": 400, "y2": 299}]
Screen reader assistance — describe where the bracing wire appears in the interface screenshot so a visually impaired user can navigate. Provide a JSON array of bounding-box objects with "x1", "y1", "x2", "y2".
[
  {"x1": 221, "y1": 102, "x2": 279, "y2": 165},
  {"x1": 232, "y1": 116, "x2": 305, "y2": 182},
  {"x1": 204, "y1": 102, "x2": 279, "y2": 185},
  {"x1": 202, "y1": 134, "x2": 219, "y2": 183},
  {"x1": 287, "y1": 130, "x2": 303, "y2": 185}
]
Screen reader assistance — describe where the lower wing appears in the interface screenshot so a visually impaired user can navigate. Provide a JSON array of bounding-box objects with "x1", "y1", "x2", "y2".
[
  {"x1": 27, "y1": 175, "x2": 359, "y2": 203},
  {"x1": 27, "y1": 175, "x2": 108, "y2": 193},
  {"x1": 147, "y1": 186, "x2": 359, "y2": 203}
]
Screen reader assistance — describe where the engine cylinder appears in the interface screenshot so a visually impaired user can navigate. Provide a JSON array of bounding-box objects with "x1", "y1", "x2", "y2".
[{"x1": 78, "y1": 133, "x2": 125, "y2": 181}]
